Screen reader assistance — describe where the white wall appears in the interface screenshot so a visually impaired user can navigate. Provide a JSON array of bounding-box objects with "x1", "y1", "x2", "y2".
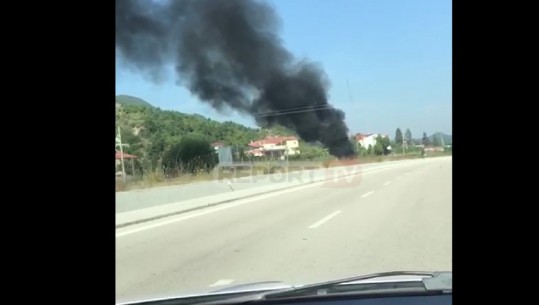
[{"x1": 358, "y1": 134, "x2": 387, "y2": 148}]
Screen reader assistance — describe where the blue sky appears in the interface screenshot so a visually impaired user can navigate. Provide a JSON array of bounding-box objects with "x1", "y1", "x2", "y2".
[{"x1": 116, "y1": 0, "x2": 452, "y2": 138}]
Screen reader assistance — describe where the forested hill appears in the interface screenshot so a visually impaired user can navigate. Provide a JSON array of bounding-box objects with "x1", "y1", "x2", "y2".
[{"x1": 116, "y1": 97, "x2": 329, "y2": 169}]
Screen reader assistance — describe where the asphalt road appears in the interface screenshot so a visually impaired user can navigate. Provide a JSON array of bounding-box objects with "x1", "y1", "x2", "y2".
[
  {"x1": 116, "y1": 158, "x2": 428, "y2": 213},
  {"x1": 116, "y1": 156, "x2": 452, "y2": 303}
]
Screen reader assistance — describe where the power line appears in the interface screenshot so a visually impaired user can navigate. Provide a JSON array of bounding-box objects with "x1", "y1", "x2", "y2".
[
  {"x1": 253, "y1": 104, "x2": 332, "y2": 115},
  {"x1": 346, "y1": 79, "x2": 354, "y2": 103},
  {"x1": 253, "y1": 104, "x2": 334, "y2": 117}
]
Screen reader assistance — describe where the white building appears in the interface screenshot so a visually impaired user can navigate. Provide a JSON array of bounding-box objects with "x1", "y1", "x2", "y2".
[
  {"x1": 246, "y1": 135, "x2": 300, "y2": 157},
  {"x1": 354, "y1": 133, "x2": 388, "y2": 148}
]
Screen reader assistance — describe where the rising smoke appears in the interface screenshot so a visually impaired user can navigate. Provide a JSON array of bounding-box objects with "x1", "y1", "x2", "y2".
[{"x1": 116, "y1": 0, "x2": 354, "y2": 157}]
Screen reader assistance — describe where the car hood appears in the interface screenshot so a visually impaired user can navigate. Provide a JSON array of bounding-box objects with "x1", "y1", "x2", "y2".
[
  {"x1": 117, "y1": 281, "x2": 294, "y2": 305},
  {"x1": 117, "y1": 272, "x2": 450, "y2": 305}
]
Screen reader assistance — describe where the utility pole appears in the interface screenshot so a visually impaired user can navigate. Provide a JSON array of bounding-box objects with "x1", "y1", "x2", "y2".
[
  {"x1": 403, "y1": 140, "x2": 406, "y2": 155},
  {"x1": 441, "y1": 134, "x2": 445, "y2": 148},
  {"x1": 117, "y1": 125, "x2": 126, "y2": 182},
  {"x1": 346, "y1": 79, "x2": 354, "y2": 103}
]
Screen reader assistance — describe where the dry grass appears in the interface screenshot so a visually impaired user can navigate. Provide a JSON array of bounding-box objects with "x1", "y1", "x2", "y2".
[{"x1": 116, "y1": 152, "x2": 451, "y2": 192}]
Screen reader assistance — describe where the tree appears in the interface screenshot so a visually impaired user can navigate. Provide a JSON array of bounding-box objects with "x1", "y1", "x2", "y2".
[
  {"x1": 433, "y1": 133, "x2": 442, "y2": 147},
  {"x1": 350, "y1": 136, "x2": 358, "y2": 154},
  {"x1": 118, "y1": 102, "x2": 268, "y2": 174},
  {"x1": 374, "y1": 135, "x2": 391, "y2": 155},
  {"x1": 405, "y1": 129, "x2": 412, "y2": 145},
  {"x1": 120, "y1": 128, "x2": 143, "y2": 156},
  {"x1": 395, "y1": 128, "x2": 403, "y2": 145},
  {"x1": 162, "y1": 136, "x2": 217, "y2": 175},
  {"x1": 295, "y1": 142, "x2": 330, "y2": 160},
  {"x1": 373, "y1": 142, "x2": 384, "y2": 155},
  {"x1": 422, "y1": 132, "x2": 430, "y2": 146}
]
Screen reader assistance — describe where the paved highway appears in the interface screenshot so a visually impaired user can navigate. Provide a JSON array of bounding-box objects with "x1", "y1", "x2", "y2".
[{"x1": 116, "y1": 157, "x2": 452, "y2": 303}]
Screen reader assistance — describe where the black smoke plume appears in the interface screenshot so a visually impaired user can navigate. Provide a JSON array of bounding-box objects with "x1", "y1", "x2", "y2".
[{"x1": 116, "y1": 0, "x2": 354, "y2": 157}]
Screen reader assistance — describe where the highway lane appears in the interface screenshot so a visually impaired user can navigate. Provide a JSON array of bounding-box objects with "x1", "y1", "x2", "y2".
[
  {"x1": 116, "y1": 157, "x2": 451, "y2": 303},
  {"x1": 116, "y1": 158, "x2": 430, "y2": 213}
]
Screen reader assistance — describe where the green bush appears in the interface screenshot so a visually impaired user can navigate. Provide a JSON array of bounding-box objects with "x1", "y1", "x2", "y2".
[{"x1": 162, "y1": 136, "x2": 217, "y2": 175}]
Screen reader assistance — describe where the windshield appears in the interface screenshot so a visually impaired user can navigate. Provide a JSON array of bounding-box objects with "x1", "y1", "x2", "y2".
[{"x1": 115, "y1": 0, "x2": 452, "y2": 303}]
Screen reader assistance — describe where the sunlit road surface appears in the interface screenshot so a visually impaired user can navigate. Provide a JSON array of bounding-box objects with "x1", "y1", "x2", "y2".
[{"x1": 116, "y1": 157, "x2": 451, "y2": 303}]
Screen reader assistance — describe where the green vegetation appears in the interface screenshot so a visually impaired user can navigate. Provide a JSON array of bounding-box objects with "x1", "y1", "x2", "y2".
[
  {"x1": 395, "y1": 128, "x2": 403, "y2": 146},
  {"x1": 422, "y1": 132, "x2": 430, "y2": 146},
  {"x1": 430, "y1": 132, "x2": 452, "y2": 146},
  {"x1": 404, "y1": 128, "x2": 412, "y2": 144},
  {"x1": 289, "y1": 142, "x2": 331, "y2": 161},
  {"x1": 116, "y1": 95, "x2": 154, "y2": 108},
  {"x1": 116, "y1": 102, "x2": 263, "y2": 174},
  {"x1": 352, "y1": 136, "x2": 391, "y2": 157},
  {"x1": 162, "y1": 136, "x2": 217, "y2": 175},
  {"x1": 116, "y1": 96, "x2": 452, "y2": 191},
  {"x1": 116, "y1": 96, "x2": 338, "y2": 178}
]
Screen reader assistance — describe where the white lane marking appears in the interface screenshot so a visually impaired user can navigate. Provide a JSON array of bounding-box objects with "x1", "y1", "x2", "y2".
[
  {"x1": 117, "y1": 181, "x2": 333, "y2": 238},
  {"x1": 308, "y1": 210, "x2": 342, "y2": 229},
  {"x1": 117, "y1": 161, "x2": 425, "y2": 237},
  {"x1": 209, "y1": 279, "x2": 234, "y2": 287},
  {"x1": 383, "y1": 181, "x2": 391, "y2": 186},
  {"x1": 361, "y1": 191, "x2": 375, "y2": 198}
]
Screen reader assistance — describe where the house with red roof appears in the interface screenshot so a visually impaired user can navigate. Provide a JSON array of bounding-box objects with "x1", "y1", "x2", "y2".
[{"x1": 245, "y1": 135, "x2": 300, "y2": 157}]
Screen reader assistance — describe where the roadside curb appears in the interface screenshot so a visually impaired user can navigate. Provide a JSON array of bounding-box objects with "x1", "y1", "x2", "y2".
[
  {"x1": 115, "y1": 157, "x2": 446, "y2": 229},
  {"x1": 115, "y1": 167, "x2": 362, "y2": 229}
]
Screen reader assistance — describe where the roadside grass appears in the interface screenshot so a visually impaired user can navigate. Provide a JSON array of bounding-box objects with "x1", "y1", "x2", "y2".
[{"x1": 116, "y1": 151, "x2": 451, "y2": 192}]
